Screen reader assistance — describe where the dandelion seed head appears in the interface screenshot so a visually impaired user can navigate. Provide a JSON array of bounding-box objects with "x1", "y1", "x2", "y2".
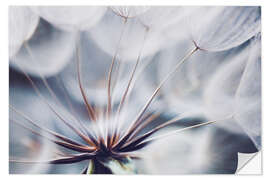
[
  {"x1": 9, "y1": 6, "x2": 39, "y2": 58},
  {"x1": 31, "y1": 6, "x2": 107, "y2": 31},
  {"x1": 110, "y1": 6, "x2": 150, "y2": 19},
  {"x1": 9, "y1": 6, "x2": 261, "y2": 174}
]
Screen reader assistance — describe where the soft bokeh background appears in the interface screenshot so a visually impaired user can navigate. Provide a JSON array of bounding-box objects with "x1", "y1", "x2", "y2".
[{"x1": 9, "y1": 6, "x2": 261, "y2": 174}]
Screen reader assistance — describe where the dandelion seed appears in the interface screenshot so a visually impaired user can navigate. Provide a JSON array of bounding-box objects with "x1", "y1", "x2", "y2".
[
  {"x1": 31, "y1": 6, "x2": 106, "y2": 31},
  {"x1": 89, "y1": 7, "x2": 163, "y2": 61},
  {"x1": 9, "y1": 6, "x2": 39, "y2": 58},
  {"x1": 110, "y1": 6, "x2": 150, "y2": 20},
  {"x1": 9, "y1": 31, "x2": 214, "y2": 174},
  {"x1": 10, "y1": 17, "x2": 76, "y2": 77},
  {"x1": 188, "y1": 6, "x2": 261, "y2": 51},
  {"x1": 9, "y1": 6, "x2": 261, "y2": 174}
]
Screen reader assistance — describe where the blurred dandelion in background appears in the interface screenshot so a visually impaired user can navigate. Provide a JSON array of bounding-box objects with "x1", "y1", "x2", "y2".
[{"x1": 9, "y1": 6, "x2": 261, "y2": 174}]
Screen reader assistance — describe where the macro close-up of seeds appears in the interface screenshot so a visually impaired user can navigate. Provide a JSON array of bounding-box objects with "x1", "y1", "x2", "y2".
[{"x1": 9, "y1": 6, "x2": 261, "y2": 174}]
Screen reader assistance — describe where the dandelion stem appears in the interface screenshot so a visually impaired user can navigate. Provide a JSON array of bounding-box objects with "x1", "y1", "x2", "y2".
[
  {"x1": 10, "y1": 105, "x2": 85, "y2": 147},
  {"x1": 131, "y1": 46, "x2": 199, "y2": 129},
  {"x1": 126, "y1": 112, "x2": 162, "y2": 142},
  {"x1": 106, "y1": 18, "x2": 127, "y2": 119},
  {"x1": 141, "y1": 115, "x2": 233, "y2": 145},
  {"x1": 119, "y1": 111, "x2": 197, "y2": 151},
  {"x1": 111, "y1": 59, "x2": 122, "y2": 100},
  {"x1": 117, "y1": 30, "x2": 149, "y2": 116},
  {"x1": 10, "y1": 153, "x2": 95, "y2": 164},
  {"x1": 76, "y1": 37, "x2": 97, "y2": 122},
  {"x1": 23, "y1": 42, "x2": 62, "y2": 107},
  {"x1": 111, "y1": 29, "x2": 149, "y2": 145},
  {"x1": 23, "y1": 42, "x2": 94, "y2": 142},
  {"x1": 10, "y1": 118, "x2": 95, "y2": 153},
  {"x1": 55, "y1": 75, "x2": 92, "y2": 138},
  {"x1": 13, "y1": 61, "x2": 96, "y2": 146},
  {"x1": 114, "y1": 46, "x2": 199, "y2": 149}
]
